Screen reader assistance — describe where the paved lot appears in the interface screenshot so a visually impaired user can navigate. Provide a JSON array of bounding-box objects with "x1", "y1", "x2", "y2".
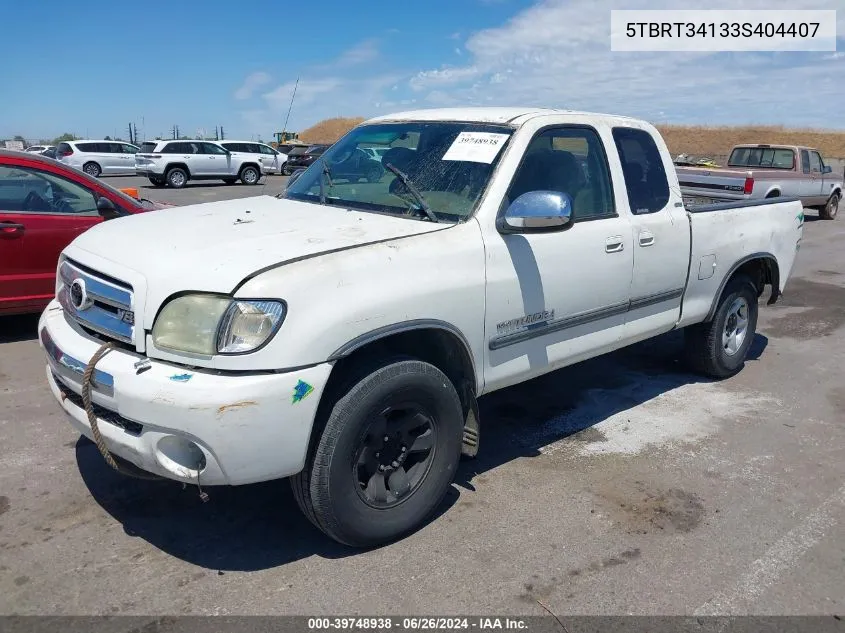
[
  {"x1": 0, "y1": 187, "x2": 843, "y2": 616},
  {"x1": 106, "y1": 174, "x2": 290, "y2": 206}
]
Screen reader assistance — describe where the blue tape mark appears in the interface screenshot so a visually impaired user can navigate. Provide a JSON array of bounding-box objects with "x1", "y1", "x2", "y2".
[{"x1": 169, "y1": 373, "x2": 193, "y2": 382}]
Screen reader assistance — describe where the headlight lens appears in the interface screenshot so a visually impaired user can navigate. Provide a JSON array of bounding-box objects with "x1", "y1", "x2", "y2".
[
  {"x1": 152, "y1": 295, "x2": 285, "y2": 355},
  {"x1": 217, "y1": 300, "x2": 286, "y2": 353}
]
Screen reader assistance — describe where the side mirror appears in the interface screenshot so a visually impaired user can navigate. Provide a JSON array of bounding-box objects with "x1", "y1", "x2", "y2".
[
  {"x1": 96, "y1": 196, "x2": 121, "y2": 220},
  {"x1": 497, "y1": 190, "x2": 573, "y2": 234},
  {"x1": 823, "y1": 165, "x2": 832, "y2": 174},
  {"x1": 286, "y1": 168, "x2": 307, "y2": 188}
]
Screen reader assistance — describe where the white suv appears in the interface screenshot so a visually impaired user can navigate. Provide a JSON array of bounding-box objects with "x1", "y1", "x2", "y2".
[
  {"x1": 55, "y1": 140, "x2": 140, "y2": 177},
  {"x1": 135, "y1": 140, "x2": 264, "y2": 188},
  {"x1": 219, "y1": 140, "x2": 287, "y2": 175}
]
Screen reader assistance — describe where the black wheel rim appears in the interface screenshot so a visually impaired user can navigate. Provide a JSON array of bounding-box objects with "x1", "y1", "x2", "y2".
[{"x1": 353, "y1": 402, "x2": 437, "y2": 509}]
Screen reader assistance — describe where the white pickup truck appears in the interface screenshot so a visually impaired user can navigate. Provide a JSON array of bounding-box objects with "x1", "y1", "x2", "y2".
[{"x1": 38, "y1": 107, "x2": 804, "y2": 547}]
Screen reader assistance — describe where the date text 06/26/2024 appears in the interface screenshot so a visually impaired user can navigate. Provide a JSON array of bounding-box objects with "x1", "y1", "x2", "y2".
[{"x1": 307, "y1": 617, "x2": 528, "y2": 631}]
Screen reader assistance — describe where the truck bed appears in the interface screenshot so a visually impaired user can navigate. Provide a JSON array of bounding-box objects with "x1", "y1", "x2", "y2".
[{"x1": 676, "y1": 197, "x2": 803, "y2": 328}]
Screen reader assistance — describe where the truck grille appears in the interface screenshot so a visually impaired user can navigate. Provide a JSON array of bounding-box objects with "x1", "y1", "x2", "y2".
[
  {"x1": 52, "y1": 371, "x2": 143, "y2": 435},
  {"x1": 58, "y1": 258, "x2": 135, "y2": 345}
]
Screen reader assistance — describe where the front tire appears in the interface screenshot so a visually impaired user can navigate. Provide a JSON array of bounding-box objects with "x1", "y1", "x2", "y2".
[
  {"x1": 83, "y1": 162, "x2": 101, "y2": 178},
  {"x1": 239, "y1": 165, "x2": 260, "y2": 185},
  {"x1": 148, "y1": 177, "x2": 165, "y2": 187},
  {"x1": 291, "y1": 358, "x2": 463, "y2": 548},
  {"x1": 684, "y1": 274, "x2": 759, "y2": 379},
  {"x1": 820, "y1": 192, "x2": 840, "y2": 220}
]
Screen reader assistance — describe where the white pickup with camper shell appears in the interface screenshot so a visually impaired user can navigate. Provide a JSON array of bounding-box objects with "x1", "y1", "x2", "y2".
[{"x1": 38, "y1": 107, "x2": 803, "y2": 547}]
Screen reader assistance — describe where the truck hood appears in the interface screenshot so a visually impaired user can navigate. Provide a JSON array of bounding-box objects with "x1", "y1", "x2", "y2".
[{"x1": 64, "y1": 195, "x2": 447, "y2": 326}]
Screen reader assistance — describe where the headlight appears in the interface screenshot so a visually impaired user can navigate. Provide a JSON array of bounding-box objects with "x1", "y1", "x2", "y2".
[
  {"x1": 217, "y1": 300, "x2": 286, "y2": 353},
  {"x1": 152, "y1": 294, "x2": 286, "y2": 355}
]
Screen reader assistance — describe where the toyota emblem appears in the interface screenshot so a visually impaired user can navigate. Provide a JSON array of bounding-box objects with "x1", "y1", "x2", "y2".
[{"x1": 69, "y1": 278, "x2": 92, "y2": 311}]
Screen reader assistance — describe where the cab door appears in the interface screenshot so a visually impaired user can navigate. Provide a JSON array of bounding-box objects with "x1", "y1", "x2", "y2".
[
  {"x1": 611, "y1": 126, "x2": 690, "y2": 343},
  {"x1": 0, "y1": 163, "x2": 101, "y2": 314},
  {"x1": 481, "y1": 123, "x2": 634, "y2": 391}
]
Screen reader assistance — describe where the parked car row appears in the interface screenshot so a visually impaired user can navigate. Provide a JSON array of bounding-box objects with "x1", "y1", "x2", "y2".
[{"x1": 21, "y1": 139, "x2": 293, "y2": 188}]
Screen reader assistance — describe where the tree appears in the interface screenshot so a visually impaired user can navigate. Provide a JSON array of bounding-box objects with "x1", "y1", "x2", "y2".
[
  {"x1": 52, "y1": 133, "x2": 78, "y2": 144},
  {"x1": 104, "y1": 135, "x2": 112, "y2": 141},
  {"x1": 13, "y1": 135, "x2": 26, "y2": 142}
]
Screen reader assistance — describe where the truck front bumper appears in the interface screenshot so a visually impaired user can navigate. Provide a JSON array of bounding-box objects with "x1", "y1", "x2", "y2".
[{"x1": 38, "y1": 301, "x2": 332, "y2": 486}]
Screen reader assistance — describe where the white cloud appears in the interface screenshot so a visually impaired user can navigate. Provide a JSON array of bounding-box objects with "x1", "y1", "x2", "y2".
[
  {"x1": 233, "y1": 71, "x2": 272, "y2": 100},
  {"x1": 409, "y1": 0, "x2": 845, "y2": 126},
  {"x1": 240, "y1": 75, "x2": 402, "y2": 134},
  {"x1": 336, "y1": 39, "x2": 379, "y2": 66},
  {"x1": 235, "y1": 0, "x2": 844, "y2": 135}
]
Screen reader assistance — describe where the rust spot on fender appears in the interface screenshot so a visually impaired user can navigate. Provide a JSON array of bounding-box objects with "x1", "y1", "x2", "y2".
[{"x1": 216, "y1": 400, "x2": 258, "y2": 415}]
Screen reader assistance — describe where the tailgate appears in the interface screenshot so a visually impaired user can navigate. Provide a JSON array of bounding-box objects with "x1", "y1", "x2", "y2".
[{"x1": 677, "y1": 166, "x2": 751, "y2": 204}]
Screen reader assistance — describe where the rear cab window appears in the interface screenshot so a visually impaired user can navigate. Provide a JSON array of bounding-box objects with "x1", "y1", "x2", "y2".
[
  {"x1": 611, "y1": 127, "x2": 670, "y2": 214},
  {"x1": 140, "y1": 142, "x2": 159, "y2": 153},
  {"x1": 728, "y1": 147, "x2": 795, "y2": 169}
]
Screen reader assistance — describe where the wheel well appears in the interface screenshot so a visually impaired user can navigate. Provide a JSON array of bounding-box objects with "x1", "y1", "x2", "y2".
[
  {"x1": 165, "y1": 163, "x2": 190, "y2": 176},
  {"x1": 239, "y1": 162, "x2": 260, "y2": 174},
  {"x1": 316, "y1": 327, "x2": 479, "y2": 456},
  {"x1": 707, "y1": 255, "x2": 780, "y2": 321},
  {"x1": 765, "y1": 189, "x2": 781, "y2": 198},
  {"x1": 831, "y1": 187, "x2": 842, "y2": 199}
]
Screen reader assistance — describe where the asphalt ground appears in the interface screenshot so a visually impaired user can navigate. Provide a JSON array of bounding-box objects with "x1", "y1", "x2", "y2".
[{"x1": 0, "y1": 180, "x2": 843, "y2": 616}]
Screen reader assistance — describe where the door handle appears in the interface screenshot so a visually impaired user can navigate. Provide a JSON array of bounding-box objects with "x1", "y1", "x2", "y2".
[
  {"x1": 0, "y1": 222, "x2": 25, "y2": 236},
  {"x1": 605, "y1": 236, "x2": 624, "y2": 253},
  {"x1": 639, "y1": 231, "x2": 655, "y2": 247}
]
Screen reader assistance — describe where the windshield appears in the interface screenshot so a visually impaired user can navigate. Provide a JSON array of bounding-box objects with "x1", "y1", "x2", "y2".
[{"x1": 284, "y1": 121, "x2": 513, "y2": 222}]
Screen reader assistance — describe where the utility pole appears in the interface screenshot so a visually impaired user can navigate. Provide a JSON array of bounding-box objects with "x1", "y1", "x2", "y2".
[
  {"x1": 220, "y1": 126, "x2": 225, "y2": 140},
  {"x1": 282, "y1": 77, "x2": 299, "y2": 141}
]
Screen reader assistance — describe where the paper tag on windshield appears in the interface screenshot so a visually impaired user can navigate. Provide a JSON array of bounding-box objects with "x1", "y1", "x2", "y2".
[{"x1": 442, "y1": 132, "x2": 509, "y2": 164}]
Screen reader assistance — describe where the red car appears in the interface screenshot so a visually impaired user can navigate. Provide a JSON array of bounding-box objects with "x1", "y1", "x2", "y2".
[{"x1": 0, "y1": 149, "x2": 170, "y2": 316}]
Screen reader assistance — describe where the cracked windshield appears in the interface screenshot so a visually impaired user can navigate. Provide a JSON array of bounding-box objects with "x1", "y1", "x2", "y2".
[{"x1": 283, "y1": 121, "x2": 513, "y2": 222}]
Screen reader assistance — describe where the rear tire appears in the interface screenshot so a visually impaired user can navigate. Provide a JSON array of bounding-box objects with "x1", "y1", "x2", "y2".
[
  {"x1": 83, "y1": 162, "x2": 101, "y2": 178},
  {"x1": 148, "y1": 177, "x2": 165, "y2": 187},
  {"x1": 166, "y1": 167, "x2": 188, "y2": 189},
  {"x1": 223, "y1": 177, "x2": 237, "y2": 185},
  {"x1": 291, "y1": 358, "x2": 463, "y2": 548},
  {"x1": 820, "y1": 192, "x2": 840, "y2": 220},
  {"x1": 239, "y1": 165, "x2": 260, "y2": 185},
  {"x1": 684, "y1": 274, "x2": 758, "y2": 379}
]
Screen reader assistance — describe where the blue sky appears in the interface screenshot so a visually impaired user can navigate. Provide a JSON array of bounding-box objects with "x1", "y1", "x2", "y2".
[{"x1": 2, "y1": 0, "x2": 842, "y2": 142}]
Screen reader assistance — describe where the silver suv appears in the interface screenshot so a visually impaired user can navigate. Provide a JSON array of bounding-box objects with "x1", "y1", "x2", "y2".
[
  {"x1": 55, "y1": 140, "x2": 140, "y2": 177},
  {"x1": 135, "y1": 140, "x2": 264, "y2": 188},
  {"x1": 219, "y1": 140, "x2": 286, "y2": 175}
]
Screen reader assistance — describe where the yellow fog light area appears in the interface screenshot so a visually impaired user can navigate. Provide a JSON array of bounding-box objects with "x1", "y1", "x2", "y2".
[{"x1": 217, "y1": 300, "x2": 286, "y2": 354}]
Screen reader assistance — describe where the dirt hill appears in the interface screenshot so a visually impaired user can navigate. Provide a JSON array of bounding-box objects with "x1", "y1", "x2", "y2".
[
  {"x1": 296, "y1": 117, "x2": 845, "y2": 158},
  {"x1": 656, "y1": 125, "x2": 845, "y2": 159},
  {"x1": 298, "y1": 117, "x2": 365, "y2": 144}
]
